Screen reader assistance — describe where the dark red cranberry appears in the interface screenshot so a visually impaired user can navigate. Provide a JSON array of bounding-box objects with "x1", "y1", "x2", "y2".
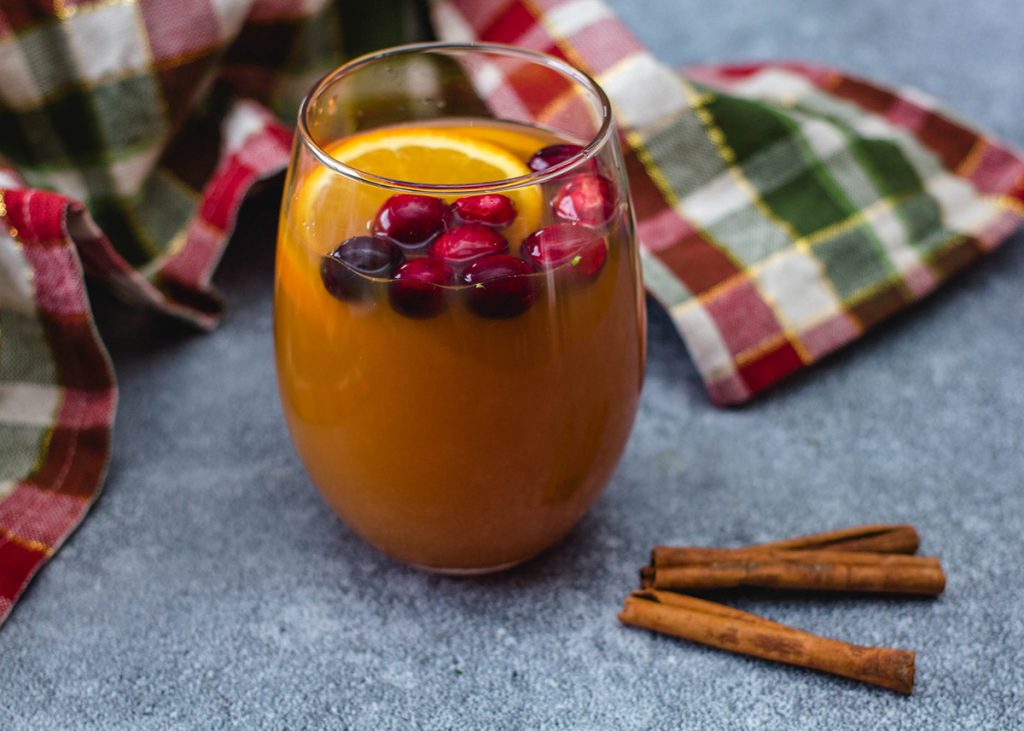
[
  {"x1": 372, "y1": 194, "x2": 450, "y2": 249},
  {"x1": 527, "y1": 144, "x2": 586, "y2": 172},
  {"x1": 451, "y1": 194, "x2": 517, "y2": 228},
  {"x1": 462, "y1": 255, "x2": 537, "y2": 319},
  {"x1": 521, "y1": 224, "x2": 607, "y2": 280},
  {"x1": 320, "y1": 236, "x2": 403, "y2": 301},
  {"x1": 551, "y1": 174, "x2": 616, "y2": 226},
  {"x1": 429, "y1": 224, "x2": 509, "y2": 269},
  {"x1": 389, "y1": 258, "x2": 455, "y2": 318}
]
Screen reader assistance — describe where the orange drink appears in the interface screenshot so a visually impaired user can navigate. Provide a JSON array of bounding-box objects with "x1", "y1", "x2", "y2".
[{"x1": 275, "y1": 45, "x2": 645, "y2": 572}]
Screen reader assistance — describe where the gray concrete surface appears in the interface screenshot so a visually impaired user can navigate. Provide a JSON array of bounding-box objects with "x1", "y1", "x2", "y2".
[{"x1": 2, "y1": 1, "x2": 1023, "y2": 728}]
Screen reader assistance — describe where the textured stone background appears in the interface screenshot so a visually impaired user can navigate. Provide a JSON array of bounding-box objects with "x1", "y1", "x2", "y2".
[{"x1": 2, "y1": 1, "x2": 1022, "y2": 728}]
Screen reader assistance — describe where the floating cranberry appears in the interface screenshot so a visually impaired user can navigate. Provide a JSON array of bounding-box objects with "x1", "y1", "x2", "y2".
[
  {"x1": 521, "y1": 224, "x2": 607, "y2": 280},
  {"x1": 389, "y1": 258, "x2": 455, "y2": 318},
  {"x1": 320, "y1": 236, "x2": 403, "y2": 301},
  {"x1": 552, "y1": 174, "x2": 616, "y2": 227},
  {"x1": 451, "y1": 194, "x2": 517, "y2": 228},
  {"x1": 527, "y1": 144, "x2": 586, "y2": 172},
  {"x1": 462, "y1": 255, "x2": 537, "y2": 319},
  {"x1": 373, "y1": 194, "x2": 450, "y2": 249},
  {"x1": 429, "y1": 224, "x2": 509, "y2": 269}
]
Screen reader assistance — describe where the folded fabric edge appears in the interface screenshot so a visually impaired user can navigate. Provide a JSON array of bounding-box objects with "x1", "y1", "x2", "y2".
[
  {"x1": 664, "y1": 60, "x2": 1024, "y2": 405},
  {"x1": 0, "y1": 100, "x2": 293, "y2": 628},
  {"x1": 156, "y1": 101, "x2": 293, "y2": 331},
  {"x1": 0, "y1": 189, "x2": 117, "y2": 628}
]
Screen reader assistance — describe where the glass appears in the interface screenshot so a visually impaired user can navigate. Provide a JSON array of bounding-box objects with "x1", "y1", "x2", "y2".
[{"x1": 274, "y1": 43, "x2": 645, "y2": 573}]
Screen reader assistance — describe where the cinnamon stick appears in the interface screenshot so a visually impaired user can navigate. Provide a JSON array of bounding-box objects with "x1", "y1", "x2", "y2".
[
  {"x1": 619, "y1": 590, "x2": 916, "y2": 694},
  {"x1": 641, "y1": 548, "x2": 945, "y2": 595},
  {"x1": 747, "y1": 523, "x2": 920, "y2": 555},
  {"x1": 650, "y1": 524, "x2": 920, "y2": 568}
]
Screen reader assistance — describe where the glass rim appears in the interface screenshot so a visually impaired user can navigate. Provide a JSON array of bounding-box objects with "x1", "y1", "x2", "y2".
[{"x1": 296, "y1": 41, "x2": 615, "y2": 194}]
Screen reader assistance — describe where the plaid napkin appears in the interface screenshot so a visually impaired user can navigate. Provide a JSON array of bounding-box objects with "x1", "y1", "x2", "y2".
[
  {"x1": 1, "y1": 0, "x2": 1021, "y2": 627},
  {"x1": 0, "y1": 0, "x2": 422, "y2": 627},
  {"x1": 433, "y1": 0, "x2": 1024, "y2": 404}
]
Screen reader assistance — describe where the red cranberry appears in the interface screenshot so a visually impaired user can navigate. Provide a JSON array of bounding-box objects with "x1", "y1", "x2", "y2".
[
  {"x1": 462, "y1": 255, "x2": 537, "y2": 319},
  {"x1": 320, "y1": 236, "x2": 403, "y2": 301},
  {"x1": 389, "y1": 258, "x2": 455, "y2": 318},
  {"x1": 429, "y1": 224, "x2": 509, "y2": 269},
  {"x1": 552, "y1": 174, "x2": 616, "y2": 227},
  {"x1": 521, "y1": 224, "x2": 607, "y2": 279},
  {"x1": 451, "y1": 194, "x2": 517, "y2": 228},
  {"x1": 372, "y1": 194, "x2": 450, "y2": 249},
  {"x1": 527, "y1": 144, "x2": 585, "y2": 172}
]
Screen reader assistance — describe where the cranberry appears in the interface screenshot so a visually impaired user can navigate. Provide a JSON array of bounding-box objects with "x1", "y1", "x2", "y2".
[
  {"x1": 389, "y1": 258, "x2": 455, "y2": 318},
  {"x1": 372, "y1": 194, "x2": 450, "y2": 249},
  {"x1": 527, "y1": 144, "x2": 586, "y2": 172},
  {"x1": 429, "y1": 224, "x2": 509, "y2": 269},
  {"x1": 320, "y1": 236, "x2": 403, "y2": 301},
  {"x1": 462, "y1": 255, "x2": 537, "y2": 319},
  {"x1": 451, "y1": 194, "x2": 517, "y2": 228},
  {"x1": 521, "y1": 224, "x2": 607, "y2": 280},
  {"x1": 551, "y1": 174, "x2": 616, "y2": 227}
]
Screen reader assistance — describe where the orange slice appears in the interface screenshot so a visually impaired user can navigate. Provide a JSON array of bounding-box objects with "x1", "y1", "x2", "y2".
[
  {"x1": 297, "y1": 128, "x2": 543, "y2": 253},
  {"x1": 329, "y1": 128, "x2": 532, "y2": 185}
]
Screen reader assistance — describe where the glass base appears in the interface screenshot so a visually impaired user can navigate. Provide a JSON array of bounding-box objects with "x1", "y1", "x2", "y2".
[{"x1": 408, "y1": 558, "x2": 527, "y2": 576}]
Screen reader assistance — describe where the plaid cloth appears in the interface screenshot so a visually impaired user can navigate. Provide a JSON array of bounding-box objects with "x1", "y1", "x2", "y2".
[
  {"x1": 0, "y1": 0, "x2": 423, "y2": 627},
  {"x1": 433, "y1": 0, "x2": 1024, "y2": 404},
  {"x1": 1, "y1": 0, "x2": 1022, "y2": 628}
]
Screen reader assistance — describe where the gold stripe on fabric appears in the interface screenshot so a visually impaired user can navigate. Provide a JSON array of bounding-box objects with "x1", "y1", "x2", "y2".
[
  {"x1": 520, "y1": 0, "x2": 592, "y2": 81},
  {"x1": 53, "y1": 0, "x2": 136, "y2": 21},
  {"x1": 955, "y1": 138, "x2": 988, "y2": 178},
  {"x1": 992, "y1": 195, "x2": 1024, "y2": 216},
  {"x1": 0, "y1": 190, "x2": 15, "y2": 239},
  {"x1": 684, "y1": 89, "x2": 825, "y2": 362},
  {"x1": 0, "y1": 528, "x2": 54, "y2": 557},
  {"x1": 518, "y1": 0, "x2": 750, "y2": 282},
  {"x1": 733, "y1": 332, "x2": 790, "y2": 368},
  {"x1": 800, "y1": 191, "x2": 917, "y2": 250}
]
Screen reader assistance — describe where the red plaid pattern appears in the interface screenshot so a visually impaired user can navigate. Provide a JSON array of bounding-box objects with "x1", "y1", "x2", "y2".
[
  {"x1": 1, "y1": 0, "x2": 1021, "y2": 630},
  {"x1": 433, "y1": 0, "x2": 1024, "y2": 404},
  {"x1": 0, "y1": 102, "x2": 290, "y2": 626}
]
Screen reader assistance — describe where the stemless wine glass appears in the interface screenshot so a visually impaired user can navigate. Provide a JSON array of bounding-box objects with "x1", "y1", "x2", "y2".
[{"x1": 274, "y1": 43, "x2": 645, "y2": 573}]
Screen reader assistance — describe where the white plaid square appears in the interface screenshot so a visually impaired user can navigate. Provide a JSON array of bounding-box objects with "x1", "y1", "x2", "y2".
[
  {"x1": 796, "y1": 115, "x2": 882, "y2": 210},
  {"x1": 0, "y1": 37, "x2": 42, "y2": 111},
  {"x1": 707, "y1": 206, "x2": 792, "y2": 266},
  {"x1": 926, "y1": 174, "x2": 1004, "y2": 235},
  {"x1": 670, "y1": 301, "x2": 736, "y2": 380},
  {"x1": 111, "y1": 144, "x2": 163, "y2": 198},
  {"x1": 544, "y1": 0, "x2": 612, "y2": 36},
  {"x1": 679, "y1": 168, "x2": 749, "y2": 229},
  {"x1": 754, "y1": 249, "x2": 842, "y2": 331},
  {"x1": 208, "y1": 0, "x2": 250, "y2": 36},
  {"x1": 65, "y1": 0, "x2": 149, "y2": 84},
  {"x1": 0, "y1": 382, "x2": 62, "y2": 428},
  {"x1": 600, "y1": 54, "x2": 689, "y2": 129},
  {"x1": 730, "y1": 68, "x2": 815, "y2": 103},
  {"x1": 863, "y1": 201, "x2": 927, "y2": 279},
  {"x1": 0, "y1": 235, "x2": 36, "y2": 314}
]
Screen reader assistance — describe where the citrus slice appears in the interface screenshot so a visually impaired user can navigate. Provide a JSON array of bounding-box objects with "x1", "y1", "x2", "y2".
[
  {"x1": 329, "y1": 128, "x2": 531, "y2": 185},
  {"x1": 297, "y1": 128, "x2": 543, "y2": 253},
  {"x1": 457, "y1": 125, "x2": 560, "y2": 162}
]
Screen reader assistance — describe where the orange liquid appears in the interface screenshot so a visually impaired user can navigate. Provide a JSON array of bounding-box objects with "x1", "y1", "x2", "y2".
[{"x1": 274, "y1": 121, "x2": 645, "y2": 571}]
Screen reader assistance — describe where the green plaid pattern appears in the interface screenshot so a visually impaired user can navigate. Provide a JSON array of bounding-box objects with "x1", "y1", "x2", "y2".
[
  {"x1": 0, "y1": 0, "x2": 423, "y2": 628},
  {"x1": 435, "y1": 0, "x2": 1024, "y2": 403},
  {"x1": 0, "y1": 0, "x2": 348, "y2": 304},
  {"x1": 2, "y1": 0, "x2": 1022, "y2": 630}
]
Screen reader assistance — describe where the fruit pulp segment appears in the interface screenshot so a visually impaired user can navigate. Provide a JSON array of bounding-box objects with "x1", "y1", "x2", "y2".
[{"x1": 274, "y1": 119, "x2": 644, "y2": 570}]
